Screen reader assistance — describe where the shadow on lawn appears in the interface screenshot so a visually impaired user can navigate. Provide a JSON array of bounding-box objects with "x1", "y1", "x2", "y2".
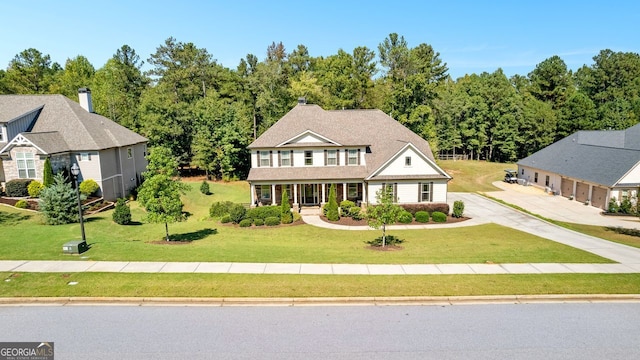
[
  {"x1": 0, "y1": 211, "x2": 31, "y2": 225},
  {"x1": 169, "y1": 228, "x2": 218, "y2": 242}
]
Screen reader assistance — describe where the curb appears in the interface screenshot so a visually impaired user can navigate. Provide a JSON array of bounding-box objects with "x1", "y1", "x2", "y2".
[{"x1": 1, "y1": 294, "x2": 639, "y2": 306}]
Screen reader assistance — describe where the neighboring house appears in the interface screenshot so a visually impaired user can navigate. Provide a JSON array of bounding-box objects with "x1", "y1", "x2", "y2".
[
  {"x1": 517, "y1": 123, "x2": 640, "y2": 209},
  {"x1": 247, "y1": 99, "x2": 451, "y2": 208},
  {"x1": 0, "y1": 88, "x2": 148, "y2": 201}
]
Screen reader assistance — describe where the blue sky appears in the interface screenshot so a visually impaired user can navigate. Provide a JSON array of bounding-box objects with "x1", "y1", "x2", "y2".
[{"x1": 2, "y1": 0, "x2": 638, "y2": 79}]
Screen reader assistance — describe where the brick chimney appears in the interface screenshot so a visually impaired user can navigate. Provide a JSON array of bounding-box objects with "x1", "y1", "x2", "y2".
[{"x1": 78, "y1": 88, "x2": 94, "y2": 113}]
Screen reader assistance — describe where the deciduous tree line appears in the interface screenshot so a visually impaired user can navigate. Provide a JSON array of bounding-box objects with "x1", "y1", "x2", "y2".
[{"x1": 2, "y1": 34, "x2": 639, "y2": 174}]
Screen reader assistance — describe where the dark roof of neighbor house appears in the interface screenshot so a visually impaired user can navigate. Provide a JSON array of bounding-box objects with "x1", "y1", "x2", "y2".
[
  {"x1": 517, "y1": 123, "x2": 640, "y2": 187},
  {"x1": 248, "y1": 104, "x2": 447, "y2": 181},
  {"x1": 0, "y1": 94, "x2": 147, "y2": 153}
]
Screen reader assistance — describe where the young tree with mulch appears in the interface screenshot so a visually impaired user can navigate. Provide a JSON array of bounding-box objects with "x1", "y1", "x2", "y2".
[{"x1": 367, "y1": 186, "x2": 403, "y2": 247}]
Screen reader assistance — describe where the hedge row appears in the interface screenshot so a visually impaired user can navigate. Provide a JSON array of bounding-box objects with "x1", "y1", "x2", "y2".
[{"x1": 400, "y1": 203, "x2": 450, "y2": 215}]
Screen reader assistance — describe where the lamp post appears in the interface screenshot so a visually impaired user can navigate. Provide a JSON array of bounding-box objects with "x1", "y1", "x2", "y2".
[{"x1": 70, "y1": 163, "x2": 86, "y2": 242}]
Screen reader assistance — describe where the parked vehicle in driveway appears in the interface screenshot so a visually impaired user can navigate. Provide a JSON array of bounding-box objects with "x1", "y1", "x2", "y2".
[{"x1": 504, "y1": 170, "x2": 518, "y2": 183}]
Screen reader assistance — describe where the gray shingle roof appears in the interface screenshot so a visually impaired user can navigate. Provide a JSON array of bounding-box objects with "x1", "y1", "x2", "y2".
[
  {"x1": 248, "y1": 104, "x2": 442, "y2": 181},
  {"x1": 0, "y1": 94, "x2": 147, "y2": 153},
  {"x1": 517, "y1": 124, "x2": 640, "y2": 187}
]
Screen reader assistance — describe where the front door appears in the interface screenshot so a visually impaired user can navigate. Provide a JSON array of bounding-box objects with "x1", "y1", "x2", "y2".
[{"x1": 302, "y1": 184, "x2": 318, "y2": 205}]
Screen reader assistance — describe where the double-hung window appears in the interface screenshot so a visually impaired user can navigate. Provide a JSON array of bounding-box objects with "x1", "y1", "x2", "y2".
[
  {"x1": 280, "y1": 151, "x2": 291, "y2": 166},
  {"x1": 304, "y1": 151, "x2": 313, "y2": 166},
  {"x1": 260, "y1": 151, "x2": 271, "y2": 167},
  {"x1": 421, "y1": 183, "x2": 431, "y2": 202},
  {"x1": 261, "y1": 185, "x2": 271, "y2": 199},
  {"x1": 348, "y1": 183, "x2": 358, "y2": 198},
  {"x1": 405, "y1": 156, "x2": 412, "y2": 166},
  {"x1": 16, "y1": 152, "x2": 36, "y2": 178},
  {"x1": 348, "y1": 149, "x2": 358, "y2": 165},
  {"x1": 327, "y1": 150, "x2": 337, "y2": 165}
]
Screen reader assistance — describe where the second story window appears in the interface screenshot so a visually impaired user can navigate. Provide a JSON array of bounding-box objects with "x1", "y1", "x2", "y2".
[
  {"x1": 280, "y1": 151, "x2": 291, "y2": 166},
  {"x1": 304, "y1": 151, "x2": 313, "y2": 166},
  {"x1": 348, "y1": 149, "x2": 358, "y2": 165},
  {"x1": 260, "y1": 151, "x2": 271, "y2": 167},
  {"x1": 405, "y1": 156, "x2": 412, "y2": 166},
  {"x1": 327, "y1": 150, "x2": 337, "y2": 165}
]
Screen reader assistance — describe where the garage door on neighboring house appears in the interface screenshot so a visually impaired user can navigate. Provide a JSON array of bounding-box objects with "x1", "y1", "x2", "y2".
[
  {"x1": 560, "y1": 178, "x2": 574, "y2": 198},
  {"x1": 575, "y1": 182, "x2": 589, "y2": 203},
  {"x1": 591, "y1": 186, "x2": 608, "y2": 209}
]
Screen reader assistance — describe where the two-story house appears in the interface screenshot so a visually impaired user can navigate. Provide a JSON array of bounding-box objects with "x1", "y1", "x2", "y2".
[
  {"x1": 0, "y1": 88, "x2": 147, "y2": 201},
  {"x1": 247, "y1": 99, "x2": 451, "y2": 209}
]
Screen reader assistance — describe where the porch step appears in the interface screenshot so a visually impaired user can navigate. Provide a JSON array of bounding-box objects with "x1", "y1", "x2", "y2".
[{"x1": 299, "y1": 206, "x2": 321, "y2": 216}]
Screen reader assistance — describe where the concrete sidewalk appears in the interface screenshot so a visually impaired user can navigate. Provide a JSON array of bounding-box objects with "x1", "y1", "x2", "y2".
[{"x1": 2, "y1": 260, "x2": 640, "y2": 275}]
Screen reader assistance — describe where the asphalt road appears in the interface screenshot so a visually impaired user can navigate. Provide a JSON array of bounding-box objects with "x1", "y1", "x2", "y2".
[{"x1": 2, "y1": 303, "x2": 639, "y2": 359}]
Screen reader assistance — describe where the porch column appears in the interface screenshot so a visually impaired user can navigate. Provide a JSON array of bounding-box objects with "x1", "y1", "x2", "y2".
[
  {"x1": 343, "y1": 182, "x2": 347, "y2": 201},
  {"x1": 321, "y1": 183, "x2": 326, "y2": 205},
  {"x1": 271, "y1": 184, "x2": 276, "y2": 205},
  {"x1": 587, "y1": 184, "x2": 593, "y2": 205},
  {"x1": 250, "y1": 183, "x2": 256, "y2": 207},
  {"x1": 362, "y1": 182, "x2": 367, "y2": 205},
  {"x1": 293, "y1": 183, "x2": 299, "y2": 210},
  {"x1": 572, "y1": 181, "x2": 577, "y2": 202}
]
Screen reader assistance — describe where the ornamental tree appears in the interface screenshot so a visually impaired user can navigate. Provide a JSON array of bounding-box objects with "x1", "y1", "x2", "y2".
[
  {"x1": 367, "y1": 186, "x2": 403, "y2": 247},
  {"x1": 39, "y1": 173, "x2": 79, "y2": 225}
]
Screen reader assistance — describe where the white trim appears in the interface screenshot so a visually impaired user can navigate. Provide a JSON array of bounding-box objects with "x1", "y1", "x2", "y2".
[
  {"x1": 613, "y1": 160, "x2": 640, "y2": 187},
  {"x1": 276, "y1": 130, "x2": 342, "y2": 147},
  {"x1": 0, "y1": 134, "x2": 49, "y2": 155},
  {"x1": 365, "y1": 142, "x2": 451, "y2": 180}
]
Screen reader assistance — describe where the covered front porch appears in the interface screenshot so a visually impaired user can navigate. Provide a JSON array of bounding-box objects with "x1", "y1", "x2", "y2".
[{"x1": 250, "y1": 182, "x2": 367, "y2": 209}]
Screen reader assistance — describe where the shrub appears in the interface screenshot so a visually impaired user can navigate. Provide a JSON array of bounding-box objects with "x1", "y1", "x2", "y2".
[
  {"x1": 401, "y1": 203, "x2": 449, "y2": 215},
  {"x1": 340, "y1": 200, "x2": 355, "y2": 213},
  {"x1": 27, "y1": 180, "x2": 44, "y2": 198},
  {"x1": 239, "y1": 218, "x2": 253, "y2": 227},
  {"x1": 200, "y1": 180, "x2": 211, "y2": 195},
  {"x1": 281, "y1": 189, "x2": 292, "y2": 224},
  {"x1": 42, "y1": 157, "x2": 54, "y2": 187},
  {"x1": 398, "y1": 210, "x2": 413, "y2": 224},
  {"x1": 6, "y1": 179, "x2": 32, "y2": 197},
  {"x1": 432, "y1": 211, "x2": 447, "y2": 223},
  {"x1": 281, "y1": 211, "x2": 293, "y2": 224},
  {"x1": 265, "y1": 216, "x2": 280, "y2": 226},
  {"x1": 39, "y1": 173, "x2": 79, "y2": 225},
  {"x1": 349, "y1": 206, "x2": 364, "y2": 220},
  {"x1": 246, "y1": 206, "x2": 281, "y2": 221},
  {"x1": 607, "y1": 197, "x2": 619, "y2": 213},
  {"x1": 79, "y1": 179, "x2": 99, "y2": 196},
  {"x1": 112, "y1": 198, "x2": 132, "y2": 225},
  {"x1": 14, "y1": 199, "x2": 28, "y2": 209},
  {"x1": 254, "y1": 218, "x2": 264, "y2": 226},
  {"x1": 228, "y1": 203, "x2": 246, "y2": 224},
  {"x1": 367, "y1": 235, "x2": 404, "y2": 247},
  {"x1": 292, "y1": 212, "x2": 302, "y2": 223},
  {"x1": 415, "y1": 211, "x2": 430, "y2": 223},
  {"x1": 325, "y1": 184, "x2": 340, "y2": 221},
  {"x1": 220, "y1": 215, "x2": 232, "y2": 224},
  {"x1": 620, "y1": 198, "x2": 632, "y2": 214},
  {"x1": 452, "y1": 200, "x2": 465, "y2": 218},
  {"x1": 209, "y1": 201, "x2": 233, "y2": 218}
]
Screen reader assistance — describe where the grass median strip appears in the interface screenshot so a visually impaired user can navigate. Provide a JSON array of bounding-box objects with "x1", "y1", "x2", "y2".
[{"x1": 2, "y1": 272, "x2": 640, "y2": 298}]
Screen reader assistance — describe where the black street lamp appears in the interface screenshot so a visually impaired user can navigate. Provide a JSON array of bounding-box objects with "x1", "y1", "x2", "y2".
[{"x1": 70, "y1": 163, "x2": 86, "y2": 242}]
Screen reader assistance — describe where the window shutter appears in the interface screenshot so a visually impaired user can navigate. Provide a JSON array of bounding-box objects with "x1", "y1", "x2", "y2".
[
  {"x1": 393, "y1": 183, "x2": 398, "y2": 203},
  {"x1": 357, "y1": 149, "x2": 360, "y2": 165},
  {"x1": 430, "y1": 182, "x2": 433, "y2": 202},
  {"x1": 256, "y1": 152, "x2": 260, "y2": 167},
  {"x1": 418, "y1": 182, "x2": 422, "y2": 202},
  {"x1": 324, "y1": 149, "x2": 327, "y2": 166},
  {"x1": 269, "y1": 150, "x2": 273, "y2": 167},
  {"x1": 345, "y1": 150, "x2": 348, "y2": 165},
  {"x1": 290, "y1": 150, "x2": 294, "y2": 166},
  {"x1": 278, "y1": 151, "x2": 281, "y2": 167},
  {"x1": 336, "y1": 150, "x2": 340, "y2": 165}
]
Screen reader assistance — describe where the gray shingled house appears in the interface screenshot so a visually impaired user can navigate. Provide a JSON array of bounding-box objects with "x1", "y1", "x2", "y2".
[
  {"x1": 517, "y1": 123, "x2": 640, "y2": 209},
  {"x1": 247, "y1": 100, "x2": 451, "y2": 208},
  {"x1": 0, "y1": 89, "x2": 147, "y2": 201}
]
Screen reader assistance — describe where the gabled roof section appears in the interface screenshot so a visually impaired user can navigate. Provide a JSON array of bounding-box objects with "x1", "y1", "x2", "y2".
[
  {"x1": 248, "y1": 104, "x2": 438, "y2": 178},
  {"x1": 367, "y1": 142, "x2": 451, "y2": 180},
  {"x1": 276, "y1": 129, "x2": 342, "y2": 147},
  {"x1": 0, "y1": 104, "x2": 43, "y2": 127},
  {"x1": 517, "y1": 124, "x2": 640, "y2": 187},
  {"x1": 0, "y1": 94, "x2": 147, "y2": 151},
  {"x1": 0, "y1": 133, "x2": 49, "y2": 155}
]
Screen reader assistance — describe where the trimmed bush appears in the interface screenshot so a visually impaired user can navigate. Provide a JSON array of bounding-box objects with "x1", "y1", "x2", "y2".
[
  {"x1": 348, "y1": 206, "x2": 364, "y2": 220},
  {"x1": 14, "y1": 199, "x2": 28, "y2": 209},
  {"x1": 246, "y1": 205, "x2": 281, "y2": 221},
  {"x1": 27, "y1": 180, "x2": 44, "y2": 198},
  {"x1": 209, "y1": 201, "x2": 233, "y2": 218},
  {"x1": 229, "y1": 203, "x2": 246, "y2": 224},
  {"x1": 340, "y1": 200, "x2": 355, "y2": 213},
  {"x1": 112, "y1": 198, "x2": 132, "y2": 225},
  {"x1": 200, "y1": 180, "x2": 211, "y2": 195},
  {"x1": 239, "y1": 218, "x2": 253, "y2": 227},
  {"x1": 620, "y1": 198, "x2": 632, "y2": 214},
  {"x1": 254, "y1": 218, "x2": 264, "y2": 226},
  {"x1": 281, "y1": 189, "x2": 293, "y2": 224},
  {"x1": 265, "y1": 216, "x2": 280, "y2": 226},
  {"x1": 325, "y1": 184, "x2": 340, "y2": 221},
  {"x1": 220, "y1": 214, "x2": 232, "y2": 224},
  {"x1": 281, "y1": 211, "x2": 293, "y2": 224},
  {"x1": 42, "y1": 157, "x2": 54, "y2": 187},
  {"x1": 398, "y1": 211, "x2": 413, "y2": 224},
  {"x1": 432, "y1": 211, "x2": 447, "y2": 223},
  {"x1": 39, "y1": 173, "x2": 78, "y2": 225},
  {"x1": 415, "y1": 210, "x2": 429, "y2": 223},
  {"x1": 6, "y1": 179, "x2": 32, "y2": 197},
  {"x1": 292, "y1": 212, "x2": 302, "y2": 223},
  {"x1": 79, "y1": 179, "x2": 100, "y2": 196},
  {"x1": 401, "y1": 203, "x2": 449, "y2": 215},
  {"x1": 452, "y1": 200, "x2": 465, "y2": 218}
]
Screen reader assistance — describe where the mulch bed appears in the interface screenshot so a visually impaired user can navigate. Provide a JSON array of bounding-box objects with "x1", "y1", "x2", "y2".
[
  {"x1": 319, "y1": 215, "x2": 470, "y2": 226},
  {"x1": 0, "y1": 197, "x2": 39, "y2": 210}
]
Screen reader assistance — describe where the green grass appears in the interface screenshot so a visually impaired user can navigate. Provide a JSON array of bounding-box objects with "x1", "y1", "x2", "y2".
[
  {"x1": 439, "y1": 160, "x2": 515, "y2": 192},
  {"x1": 2, "y1": 272, "x2": 640, "y2": 297}
]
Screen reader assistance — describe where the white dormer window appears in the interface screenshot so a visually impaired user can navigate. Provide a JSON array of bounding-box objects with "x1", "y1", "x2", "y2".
[
  {"x1": 405, "y1": 156, "x2": 412, "y2": 166},
  {"x1": 327, "y1": 150, "x2": 337, "y2": 165},
  {"x1": 348, "y1": 149, "x2": 358, "y2": 165}
]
